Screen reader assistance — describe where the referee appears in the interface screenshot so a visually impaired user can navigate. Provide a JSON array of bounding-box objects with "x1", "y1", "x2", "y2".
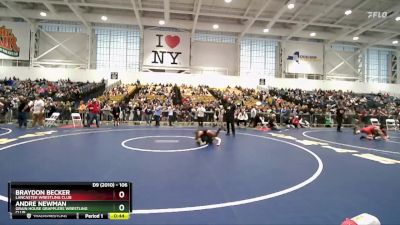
[
  {"x1": 336, "y1": 105, "x2": 345, "y2": 132},
  {"x1": 225, "y1": 98, "x2": 236, "y2": 136}
]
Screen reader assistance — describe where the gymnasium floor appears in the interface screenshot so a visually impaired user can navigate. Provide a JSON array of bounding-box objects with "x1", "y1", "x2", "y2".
[{"x1": 0, "y1": 125, "x2": 399, "y2": 225}]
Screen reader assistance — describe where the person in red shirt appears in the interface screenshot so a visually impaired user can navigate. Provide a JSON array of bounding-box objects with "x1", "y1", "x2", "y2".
[
  {"x1": 354, "y1": 125, "x2": 388, "y2": 140},
  {"x1": 86, "y1": 98, "x2": 100, "y2": 128},
  {"x1": 291, "y1": 116, "x2": 300, "y2": 128}
]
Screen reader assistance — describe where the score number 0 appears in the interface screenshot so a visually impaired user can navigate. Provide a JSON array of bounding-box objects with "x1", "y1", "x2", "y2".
[{"x1": 118, "y1": 191, "x2": 125, "y2": 211}]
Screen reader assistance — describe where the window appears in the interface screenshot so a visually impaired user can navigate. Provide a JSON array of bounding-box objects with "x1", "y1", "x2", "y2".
[
  {"x1": 193, "y1": 31, "x2": 236, "y2": 43},
  {"x1": 94, "y1": 26, "x2": 140, "y2": 71},
  {"x1": 364, "y1": 48, "x2": 389, "y2": 83},
  {"x1": 39, "y1": 22, "x2": 83, "y2": 33},
  {"x1": 332, "y1": 44, "x2": 355, "y2": 52},
  {"x1": 240, "y1": 38, "x2": 277, "y2": 77}
]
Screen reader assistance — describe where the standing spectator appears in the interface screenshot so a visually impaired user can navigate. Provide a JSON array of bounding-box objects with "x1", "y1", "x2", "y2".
[
  {"x1": 197, "y1": 103, "x2": 206, "y2": 127},
  {"x1": 214, "y1": 107, "x2": 220, "y2": 127},
  {"x1": 120, "y1": 101, "x2": 127, "y2": 122},
  {"x1": 168, "y1": 105, "x2": 174, "y2": 126},
  {"x1": 218, "y1": 105, "x2": 225, "y2": 130},
  {"x1": 225, "y1": 99, "x2": 236, "y2": 136},
  {"x1": 154, "y1": 104, "x2": 162, "y2": 126},
  {"x1": 63, "y1": 101, "x2": 72, "y2": 124},
  {"x1": 126, "y1": 102, "x2": 132, "y2": 121},
  {"x1": 31, "y1": 95, "x2": 45, "y2": 128},
  {"x1": 17, "y1": 96, "x2": 29, "y2": 128},
  {"x1": 102, "y1": 103, "x2": 112, "y2": 121},
  {"x1": 134, "y1": 103, "x2": 142, "y2": 122},
  {"x1": 87, "y1": 98, "x2": 100, "y2": 128},
  {"x1": 250, "y1": 106, "x2": 257, "y2": 127},
  {"x1": 112, "y1": 102, "x2": 120, "y2": 126},
  {"x1": 78, "y1": 101, "x2": 86, "y2": 126},
  {"x1": 144, "y1": 104, "x2": 153, "y2": 126}
]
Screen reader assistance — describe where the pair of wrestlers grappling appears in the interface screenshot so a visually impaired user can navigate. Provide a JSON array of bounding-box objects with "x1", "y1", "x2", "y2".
[
  {"x1": 354, "y1": 124, "x2": 389, "y2": 140},
  {"x1": 195, "y1": 128, "x2": 222, "y2": 146}
]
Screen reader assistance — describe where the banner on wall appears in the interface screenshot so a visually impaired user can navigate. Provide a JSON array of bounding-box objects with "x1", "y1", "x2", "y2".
[
  {"x1": 0, "y1": 22, "x2": 31, "y2": 60},
  {"x1": 111, "y1": 72, "x2": 118, "y2": 79},
  {"x1": 143, "y1": 30, "x2": 190, "y2": 68},
  {"x1": 285, "y1": 42, "x2": 323, "y2": 74}
]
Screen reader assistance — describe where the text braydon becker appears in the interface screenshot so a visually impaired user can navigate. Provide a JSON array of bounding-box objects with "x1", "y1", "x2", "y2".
[
  {"x1": 15, "y1": 190, "x2": 72, "y2": 200},
  {"x1": 15, "y1": 190, "x2": 71, "y2": 196}
]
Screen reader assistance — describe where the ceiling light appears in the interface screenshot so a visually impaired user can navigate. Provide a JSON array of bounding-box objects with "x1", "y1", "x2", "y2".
[
  {"x1": 310, "y1": 32, "x2": 316, "y2": 37},
  {"x1": 396, "y1": 16, "x2": 400, "y2": 21},
  {"x1": 159, "y1": 20, "x2": 165, "y2": 25},
  {"x1": 40, "y1": 12, "x2": 47, "y2": 17},
  {"x1": 263, "y1": 28, "x2": 269, "y2": 33},
  {"x1": 344, "y1": 9, "x2": 352, "y2": 16},
  {"x1": 213, "y1": 24, "x2": 219, "y2": 29},
  {"x1": 393, "y1": 40, "x2": 399, "y2": 45},
  {"x1": 224, "y1": 0, "x2": 232, "y2": 3},
  {"x1": 287, "y1": 0, "x2": 295, "y2": 9},
  {"x1": 352, "y1": 36, "x2": 359, "y2": 41},
  {"x1": 101, "y1": 16, "x2": 108, "y2": 21}
]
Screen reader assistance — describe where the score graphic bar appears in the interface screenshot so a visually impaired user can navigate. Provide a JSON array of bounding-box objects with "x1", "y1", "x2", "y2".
[{"x1": 8, "y1": 182, "x2": 132, "y2": 220}]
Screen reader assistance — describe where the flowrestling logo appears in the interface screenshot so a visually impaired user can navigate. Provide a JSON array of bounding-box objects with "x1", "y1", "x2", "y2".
[
  {"x1": 287, "y1": 51, "x2": 318, "y2": 63},
  {"x1": 0, "y1": 26, "x2": 20, "y2": 57}
]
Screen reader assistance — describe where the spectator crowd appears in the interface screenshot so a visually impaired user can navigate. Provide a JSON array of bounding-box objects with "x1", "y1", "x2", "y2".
[{"x1": 1, "y1": 79, "x2": 399, "y2": 130}]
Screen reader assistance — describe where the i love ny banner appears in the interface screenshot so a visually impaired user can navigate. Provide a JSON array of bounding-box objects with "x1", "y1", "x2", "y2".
[{"x1": 143, "y1": 30, "x2": 190, "y2": 68}]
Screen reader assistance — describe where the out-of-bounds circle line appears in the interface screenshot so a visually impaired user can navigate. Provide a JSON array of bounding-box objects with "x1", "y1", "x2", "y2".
[
  {"x1": 122, "y1": 136, "x2": 208, "y2": 152},
  {"x1": 132, "y1": 132, "x2": 324, "y2": 214},
  {"x1": 302, "y1": 130, "x2": 400, "y2": 155},
  {"x1": 0, "y1": 128, "x2": 12, "y2": 137},
  {"x1": 387, "y1": 140, "x2": 400, "y2": 144},
  {"x1": 0, "y1": 128, "x2": 323, "y2": 215}
]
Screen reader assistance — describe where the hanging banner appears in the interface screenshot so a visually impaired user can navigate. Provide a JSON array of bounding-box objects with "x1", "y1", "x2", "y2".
[
  {"x1": 285, "y1": 42, "x2": 323, "y2": 74},
  {"x1": 0, "y1": 22, "x2": 31, "y2": 60},
  {"x1": 143, "y1": 30, "x2": 190, "y2": 68}
]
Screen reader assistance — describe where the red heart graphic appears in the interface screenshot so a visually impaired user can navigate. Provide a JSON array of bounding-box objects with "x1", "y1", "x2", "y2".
[{"x1": 165, "y1": 35, "x2": 180, "y2": 49}]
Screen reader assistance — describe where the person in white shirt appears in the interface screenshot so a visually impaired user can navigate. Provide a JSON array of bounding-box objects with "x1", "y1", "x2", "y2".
[
  {"x1": 31, "y1": 95, "x2": 45, "y2": 128},
  {"x1": 197, "y1": 104, "x2": 206, "y2": 127},
  {"x1": 237, "y1": 108, "x2": 248, "y2": 127},
  {"x1": 250, "y1": 107, "x2": 257, "y2": 127},
  {"x1": 168, "y1": 105, "x2": 174, "y2": 126}
]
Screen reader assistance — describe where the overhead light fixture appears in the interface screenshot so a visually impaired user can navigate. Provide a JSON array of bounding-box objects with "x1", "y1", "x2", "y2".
[
  {"x1": 40, "y1": 11, "x2": 47, "y2": 17},
  {"x1": 263, "y1": 28, "x2": 269, "y2": 33},
  {"x1": 353, "y1": 36, "x2": 359, "y2": 41},
  {"x1": 287, "y1": 0, "x2": 295, "y2": 9},
  {"x1": 213, "y1": 24, "x2": 219, "y2": 29},
  {"x1": 159, "y1": 20, "x2": 165, "y2": 25},
  {"x1": 224, "y1": 0, "x2": 232, "y2": 3},
  {"x1": 310, "y1": 32, "x2": 316, "y2": 37},
  {"x1": 101, "y1": 16, "x2": 108, "y2": 21},
  {"x1": 344, "y1": 9, "x2": 352, "y2": 16},
  {"x1": 393, "y1": 40, "x2": 399, "y2": 45},
  {"x1": 396, "y1": 16, "x2": 400, "y2": 21}
]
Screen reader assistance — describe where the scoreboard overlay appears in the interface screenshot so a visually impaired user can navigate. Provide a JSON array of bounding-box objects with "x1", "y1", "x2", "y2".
[{"x1": 8, "y1": 182, "x2": 132, "y2": 220}]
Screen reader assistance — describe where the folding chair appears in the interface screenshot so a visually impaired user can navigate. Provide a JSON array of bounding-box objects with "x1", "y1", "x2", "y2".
[
  {"x1": 259, "y1": 116, "x2": 268, "y2": 127},
  {"x1": 71, "y1": 113, "x2": 83, "y2": 128},
  {"x1": 45, "y1": 112, "x2": 60, "y2": 127},
  {"x1": 370, "y1": 118, "x2": 380, "y2": 126},
  {"x1": 386, "y1": 119, "x2": 397, "y2": 131}
]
